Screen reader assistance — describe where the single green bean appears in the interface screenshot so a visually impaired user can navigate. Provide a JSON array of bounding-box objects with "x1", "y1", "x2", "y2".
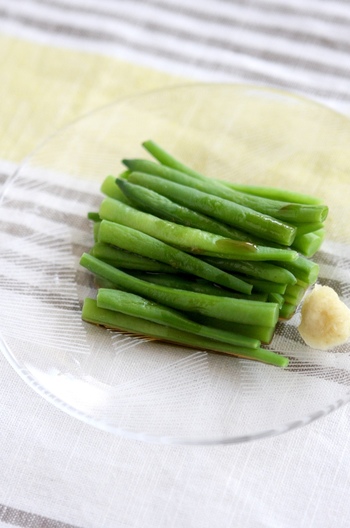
[
  {"x1": 268, "y1": 292, "x2": 284, "y2": 309},
  {"x1": 189, "y1": 314, "x2": 275, "y2": 344},
  {"x1": 98, "y1": 220, "x2": 252, "y2": 293},
  {"x1": 241, "y1": 277, "x2": 287, "y2": 294},
  {"x1": 124, "y1": 159, "x2": 327, "y2": 224},
  {"x1": 294, "y1": 222, "x2": 324, "y2": 237},
  {"x1": 100, "y1": 193, "x2": 298, "y2": 261},
  {"x1": 284, "y1": 291, "x2": 306, "y2": 306},
  {"x1": 126, "y1": 172, "x2": 296, "y2": 246},
  {"x1": 291, "y1": 229, "x2": 325, "y2": 257},
  {"x1": 80, "y1": 253, "x2": 279, "y2": 326},
  {"x1": 285, "y1": 283, "x2": 306, "y2": 297},
  {"x1": 91, "y1": 242, "x2": 178, "y2": 272},
  {"x1": 116, "y1": 172, "x2": 263, "y2": 243},
  {"x1": 279, "y1": 302, "x2": 298, "y2": 319},
  {"x1": 82, "y1": 298, "x2": 288, "y2": 367},
  {"x1": 273, "y1": 256, "x2": 319, "y2": 285},
  {"x1": 142, "y1": 139, "x2": 206, "y2": 180},
  {"x1": 87, "y1": 212, "x2": 101, "y2": 222},
  {"x1": 141, "y1": 142, "x2": 319, "y2": 210},
  {"x1": 100, "y1": 174, "x2": 133, "y2": 203},
  {"x1": 203, "y1": 257, "x2": 297, "y2": 285},
  {"x1": 97, "y1": 288, "x2": 260, "y2": 348},
  {"x1": 97, "y1": 278, "x2": 274, "y2": 332},
  {"x1": 93, "y1": 221, "x2": 101, "y2": 243},
  {"x1": 221, "y1": 181, "x2": 324, "y2": 205},
  {"x1": 128, "y1": 271, "x2": 268, "y2": 301},
  {"x1": 100, "y1": 192, "x2": 256, "y2": 258},
  {"x1": 284, "y1": 283, "x2": 307, "y2": 305}
]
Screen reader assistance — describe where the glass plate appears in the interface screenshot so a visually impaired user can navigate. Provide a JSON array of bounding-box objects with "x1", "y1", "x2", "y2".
[{"x1": 1, "y1": 83, "x2": 350, "y2": 445}]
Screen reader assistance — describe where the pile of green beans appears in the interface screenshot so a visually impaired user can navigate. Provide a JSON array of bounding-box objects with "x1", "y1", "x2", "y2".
[{"x1": 80, "y1": 140, "x2": 328, "y2": 368}]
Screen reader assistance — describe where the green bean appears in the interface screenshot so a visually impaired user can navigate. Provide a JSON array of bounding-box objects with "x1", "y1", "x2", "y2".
[
  {"x1": 87, "y1": 212, "x2": 101, "y2": 222},
  {"x1": 128, "y1": 271, "x2": 268, "y2": 301},
  {"x1": 100, "y1": 193, "x2": 298, "y2": 261},
  {"x1": 100, "y1": 174, "x2": 132, "y2": 203},
  {"x1": 294, "y1": 222, "x2": 324, "y2": 237},
  {"x1": 291, "y1": 229, "x2": 325, "y2": 257},
  {"x1": 91, "y1": 242, "x2": 178, "y2": 272},
  {"x1": 268, "y1": 292, "x2": 284, "y2": 309},
  {"x1": 93, "y1": 221, "x2": 101, "y2": 242},
  {"x1": 242, "y1": 277, "x2": 287, "y2": 294},
  {"x1": 97, "y1": 288, "x2": 260, "y2": 348},
  {"x1": 92, "y1": 282, "x2": 273, "y2": 342},
  {"x1": 124, "y1": 159, "x2": 328, "y2": 224},
  {"x1": 189, "y1": 314, "x2": 275, "y2": 344},
  {"x1": 222, "y1": 181, "x2": 324, "y2": 205},
  {"x1": 80, "y1": 253, "x2": 279, "y2": 326},
  {"x1": 116, "y1": 171, "x2": 263, "y2": 243},
  {"x1": 279, "y1": 302, "x2": 298, "y2": 319},
  {"x1": 98, "y1": 220, "x2": 252, "y2": 293},
  {"x1": 140, "y1": 142, "x2": 319, "y2": 211},
  {"x1": 283, "y1": 292, "x2": 306, "y2": 306},
  {"x1": 273, "y1": 256, "x2": 319, "y2": 285},
  {"x1": 203, "y1": 257, "x2": 297, "y2": 285},
  {"x1": 142, "y1": 139, "x2": 206, "y2": 180},
  {"x1": 284, "y1": 283, "x2": 307, "y2": 305},
  {"x1": 100, "y1": 193, "x2": 256, "y2": 258},
  {"x1": 82, "y1": 298, "x2": 288, "y2": 367},
  {"x1": 126, "y1": 172, "x2": 296, "y2": 246}
]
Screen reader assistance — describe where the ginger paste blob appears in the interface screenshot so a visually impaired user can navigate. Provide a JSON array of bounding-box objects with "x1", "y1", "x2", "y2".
[{"x1": 298, "y1": 285, "x2": 350, "y2": 350}]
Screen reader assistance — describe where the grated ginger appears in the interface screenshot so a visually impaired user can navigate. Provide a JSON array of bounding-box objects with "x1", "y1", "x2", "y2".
[{"x1": 298, "y1": 285, "x2": 350, "y2": 350}]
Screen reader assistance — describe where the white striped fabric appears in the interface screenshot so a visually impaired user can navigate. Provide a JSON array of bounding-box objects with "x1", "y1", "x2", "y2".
[
  {"x1": 0, "y1": 0, "x2": 349, "y2": 110},
  {"x1": 1, "y1": 2, "x2": 350, "y2": 528}
]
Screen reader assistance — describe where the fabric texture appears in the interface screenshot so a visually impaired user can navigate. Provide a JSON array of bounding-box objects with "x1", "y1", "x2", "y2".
[{"x1": 1, "y1": 1, "x2": 350, "y2": 527}]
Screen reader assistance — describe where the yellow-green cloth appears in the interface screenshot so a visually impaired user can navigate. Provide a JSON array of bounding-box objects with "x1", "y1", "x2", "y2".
[{"x1": 0, "y1": 34, "x2": 182, "y2": 162}]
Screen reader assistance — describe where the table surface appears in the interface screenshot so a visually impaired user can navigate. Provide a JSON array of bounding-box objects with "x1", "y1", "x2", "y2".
[{"x1": 1, "y1": 1, "x2": 350, "y2": 527}]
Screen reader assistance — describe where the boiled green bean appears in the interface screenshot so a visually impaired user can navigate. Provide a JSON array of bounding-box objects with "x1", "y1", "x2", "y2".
[{"x1": 80, "y1": 253, "x2": 279, "y2": 326}]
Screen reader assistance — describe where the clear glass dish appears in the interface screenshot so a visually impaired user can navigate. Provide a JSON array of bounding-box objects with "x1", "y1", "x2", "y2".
[{"x1": 1, "y1": 83, "x2": 350, "y2": 445}]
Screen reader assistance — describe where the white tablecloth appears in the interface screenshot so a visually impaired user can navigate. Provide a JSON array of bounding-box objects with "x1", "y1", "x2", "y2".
[{"x1": 1, "y1": 1, "x2": 350, "y2": 527}]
